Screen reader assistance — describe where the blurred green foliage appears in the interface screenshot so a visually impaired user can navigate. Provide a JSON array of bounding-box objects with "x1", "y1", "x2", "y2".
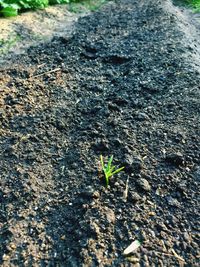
[
  {"x1": 0, "y1": 0, "x2": 108, "y2": 17},
  {"x1": 188, "y1": 0, "x2": 200, "y2": 10},
  {"x1": 178, "y1": 0, "x2": 200, "y2": 11},
  {"x1": 0, "y1": 0, "x2": 75, "y2": 17}
]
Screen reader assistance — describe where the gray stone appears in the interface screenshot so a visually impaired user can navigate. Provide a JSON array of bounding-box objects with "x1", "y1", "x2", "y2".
[
  {"x1": 88, "y1": 221, "x2": 100, "y2": 237},
  {"x1": 194, "y1": 166, "x2": 200, "y2": 180},
  {"x1": 165, "y1": 152, "x2": 184, "y2": 166},
  {"x1": 105, "y1": 208, "x2": 115, "y2": 224},
  {"x1": 80, "y1": 186, "x2": 100, "y2": 199},
  {"x1": 124, "y1": 153, "x2": 143, "y2": 172},
  {"x1": 137, "y1": 178, "x2": 151, "y2": 192},
  {"x1": 135, "y1": 112, "x2": 150, "y2": 121},
  {"x1": 167, "y1": 196, "x2": 181, "y2": 207},
  {"x1": 129, "y1": 191, "x2": 141, "y2": 202}
]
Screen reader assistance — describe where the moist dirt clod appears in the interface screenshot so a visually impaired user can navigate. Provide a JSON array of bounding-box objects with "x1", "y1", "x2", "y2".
[{"x1": 0, "y1": 0, "x2": 200, "y2": 266}]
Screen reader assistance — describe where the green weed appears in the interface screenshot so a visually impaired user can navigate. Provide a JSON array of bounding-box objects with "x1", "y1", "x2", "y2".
[
  {"x1": 178, "y1": 0, "x2": 200, "y2": 11},
  {"x1": 0, "y1": 0, "x2": 50, "y2": 17},
  {"x1": 189, "y1": 0, "x2": 200, "y2": 11},
  {"x1": 100, "y1": 155, "x2": 124, "y2": 187},
  {"x1": 0, "y1": 35, "x2": 20, "y2": 54},
  {"x1": 68, "y1": 0, "x2": 108, "y2": 13}
]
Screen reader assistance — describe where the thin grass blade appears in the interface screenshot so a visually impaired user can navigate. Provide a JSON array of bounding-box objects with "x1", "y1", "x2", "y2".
[
  {"x1": 100, "y1": 155, "x2": 104, "y2": 169},
  {"x1": 105, "y1": 173, "x2": 109, "y2": 187},
  {"x1": 107, "y1": 155, "x2": 113, "y2": 171},
  {"x1": 110, "y1": 165, "x2": 116, "y2": 173},
  {"x1": 111, "y1": 166, "x2": 125, "y2": 176}
]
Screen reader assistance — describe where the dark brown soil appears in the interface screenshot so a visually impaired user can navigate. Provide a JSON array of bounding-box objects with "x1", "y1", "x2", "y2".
[{"x1": 0, "y1": 0, "x2": 200, "y2": 266}]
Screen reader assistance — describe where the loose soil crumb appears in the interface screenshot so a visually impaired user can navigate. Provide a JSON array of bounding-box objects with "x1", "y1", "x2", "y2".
[{"x1": 0, "y1": 0, "x2": 200, "y2": 266}]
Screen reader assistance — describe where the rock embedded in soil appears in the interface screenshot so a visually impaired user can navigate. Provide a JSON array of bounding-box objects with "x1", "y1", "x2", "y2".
[
  {"x1": 126, "y1": 256, "x2": 140, "y2": 263},
  {"x1": 135, "y1": 112, "x2": 150, "y2": 121},
  {"x1": 80, "y1": 186, "x2": 100, "y2": 199},
  {"x1": 129, "y1": 191, "x2": 142, "y2": 202},
  {"x1": 166, "y1": 196, "x2": 181, "y2": 207},
  {"x1": 88, "y1": 221, "x2": 100, "y2": 238},
  {"x1": 93, "y1": 139, "x2": 109, "y2": 152},
  {"x1": 165, "y1": 152, "x2": 184, "y2": 166},
  {"x1": 194, "y1": 166, "x2": 200, "y2": 180},
  {"x1": 124, "y1": 153, "x2": 143, "y2": 173},
  {"x1": 105, "y1": 208, "x2": 115, "y2": 224},
  {"x1": 136, "y1": 178, "x2": 151, "y2": 192}
]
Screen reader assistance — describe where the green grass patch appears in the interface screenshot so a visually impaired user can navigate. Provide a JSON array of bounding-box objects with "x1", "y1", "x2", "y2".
[
  {"x1": 178, "y1": 0, "x2": 200, "y2": 11},
  {"x1": 0, "y1": 0, "x2": 53, "y2": 17},
  {"x1": 68, "y1": 0, "x2": 108, "y2": 13},
  {"x1": 190, "y1": 0, "x2": 200, "y2": 11},
  {"x1": 0, "y1": 35, "x2": 20, "y2": 54}
]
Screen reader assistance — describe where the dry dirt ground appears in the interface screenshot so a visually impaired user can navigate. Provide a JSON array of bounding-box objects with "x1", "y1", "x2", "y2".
[
  {"x1": 0, "y1": 0, "x2": 200, "y2": 266},
  {"x1": 0, "y1": 4, "x2": 85, "y2": 62}
]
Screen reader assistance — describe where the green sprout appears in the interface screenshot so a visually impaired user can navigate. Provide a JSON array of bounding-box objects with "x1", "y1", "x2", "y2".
[{"x1": 100, "y1": 155, "x2": 124, "y2": 187}]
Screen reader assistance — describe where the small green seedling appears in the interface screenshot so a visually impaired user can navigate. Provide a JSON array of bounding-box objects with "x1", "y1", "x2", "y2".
[{"x1": 100, "y1": 155, "x2": 124, "y2": 187}]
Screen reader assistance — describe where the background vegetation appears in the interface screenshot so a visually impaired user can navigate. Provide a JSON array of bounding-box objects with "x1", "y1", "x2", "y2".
[
  {"x1": 177, "y1": 0, "x2": 200, "y2": 10},
  {"x1": 0, "y1": 0, "x2": 107, "y2": 17},
  {"x1": 188, "y1": 0, "x2": 200, "y2": 10},
  {"x1": 0, "y1": 0, "x2": 200, "y2": 17}
]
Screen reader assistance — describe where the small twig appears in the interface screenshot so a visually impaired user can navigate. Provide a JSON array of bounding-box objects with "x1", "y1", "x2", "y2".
[
  {"x1": 37, "y1": 63, "x2": 46, "y2": 68},
  {"x1": 155, "y1": 250, "x2": 185, "y2": 263},
  {"x1": 123, "y1": 176, "x2": 129, "y2": 202},
  {"x1": 171, "y1": 248, "x2": 185, "y2": 262},
  {"x1": 28, "y1": 67, "x2": 61, "y2": 79}
]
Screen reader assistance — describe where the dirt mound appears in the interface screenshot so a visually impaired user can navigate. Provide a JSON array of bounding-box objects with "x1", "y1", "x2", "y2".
[
  {"x1": 0, "y1": 0, "x2": 199, "y2": 266},
  {"x1": 0, "y1": 4, "x2": 84, "y2": 63}
]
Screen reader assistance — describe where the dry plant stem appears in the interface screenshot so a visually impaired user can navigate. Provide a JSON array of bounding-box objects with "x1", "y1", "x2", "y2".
[
  {"x1": 28, "y1": 67, "x2": 61, "y2": 79},
  {"x1": 123, "y1": 176, "x2": 129, "y2": 202},
  {"x1": 154, "y1": 250, "x2": 185, "y2": 263}
]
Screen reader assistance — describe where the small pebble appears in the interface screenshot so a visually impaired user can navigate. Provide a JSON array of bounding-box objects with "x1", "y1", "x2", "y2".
[
  {"x1": 165, "y1": 152, "x2": 184, "y2": 166},
  {"x1": 80, "y1": 186, "x2": 100, "y2": 199},
  {"x1": 135, "y1": 112, "x2": 150, "y2": 121},
  {"x1": 137, "y1": 178, "x2": 151, "y2": 192},
  {"x1": 3, "y1": 254, "x2": 10, "y2": 261},
  {"x1": 167, "y1": 196, "x2": 181, "y2": 207},
  {"x1": 105, "y1": 208, "x2": 115, "y2": 224},
  {"x1": 129, "y1": 191, "x2": 141, "y2": 202},
  {"x1": 127, "y1": 257, "x2": 140, "y2": 263}
]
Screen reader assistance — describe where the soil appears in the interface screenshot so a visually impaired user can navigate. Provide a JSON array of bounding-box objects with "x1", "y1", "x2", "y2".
[
  {"x1": 0, "y1": 4, "x2": 85, "y2": 63},
  {"x1": 0, "y1": 0, "x2": 200, "y2": 266}
]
